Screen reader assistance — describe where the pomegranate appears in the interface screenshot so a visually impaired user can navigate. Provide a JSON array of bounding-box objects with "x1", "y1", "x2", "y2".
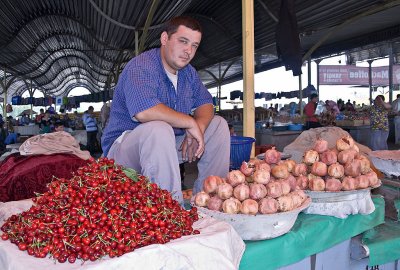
[
  {"x1": 203, "y1": 175, "x2": 225, "y2": 194},
  {"x1": 207, "y1": 196, "x2": 223, "y2": 211},
  {"x1": 365, "y1": 171, "x2": 379, "y2": 187},
  {"x1": 342, "y1": 176, "x2": 358, "y2": 191},
  {"x1": 356, "y1": 175, "x2": 369, "y2": 189},
  {"x1": 292, "y1": 190, "x2": 307, "y2": 202},
  {"x1": 303, "y1": 150, "x2": 319, "y2": 165},
  {"x1": 255, "y1": 162, "x2": 271, "y2": 172},
  {"x1": 222, "y1": 197, "x2": 242, "y2": 214},
  {"x1": 284, "y1": 174, "x2": 298, "y2": 191},
  {"x1": 344, "y1": 159, "x2": 361, "y2": 177},
  {"x1": 240, "y1": 161, "x2": 255, "y2": 177},
  {"x1": 296, "y1": 175, "x2": 309, "y2": 190},
  {"x1": 253, "y1": 169, "x2": 271, "y2": 184},
  {"x1": 292, "y1": 163, "x2": 308, "y2": 176},
  {"x1": 290, "y1": 193, "x2": 303, "y2": 209},
  {"x1": 313, "y1": 138, "x2": 329, "y2": 153},
  {"x1": 266, "y1": 181, "x2": 283, "y2": 198},
  {"x1": 194, "y1": 191, "x2": 210, "y2": 207},
  {"x1": 311, "y1": 161, "x2": 328, "y2": 177},
  {"x1": 271, "y1": 164, "x2": 290, "y2": 179},
  {"x1": 240, "y1": 199, "x2": 259, "y2": 215},
  {"x1": 277, "y1": 195, "x2": 294, "y2": 212},
  {"x1": 338, "y1": 149, "x2": 357, "y2": 164},
  {"x1": 249, "y1": 183, "x2": 267, "y2": 200},
  {"x1": 259, "y1": 197, "x2": 278, "y2": 214},
  {"x1": 336, "y1": 136, "x2": 355, "y2": 151},
  {"x1": 325, "y1": 178, "x2": 342, "y2": 191},
  {"x1": 320, "y1": 149, "x2": 338, "y2": 165},
  {"x1": 217, "y1": 183, "x2": 233, "y2": 199},
  {"x1": 327, "y1": 163, "x2": 345, "y2": 178},
  {"x1": 357, "y1": 155, "x2": 371, "y2": 174},
  {"x1": 233, "y1": 183, "x2": 250, "y2": 201},
  {"x1": 308, "y1": 177, "x2": 326, "y2": 191},
  {"x1": 280, "y1": 180, "x2": 291, "y2": 195},
  {"x1": 282, "y1": 159, "x2": 296, "y2": 173},
  {"x1": 226, "y1": 170, "x2": 245, "y2": 187},
  {"x1": 264, "y1": 147, "x2": 281, "y2": 164}
]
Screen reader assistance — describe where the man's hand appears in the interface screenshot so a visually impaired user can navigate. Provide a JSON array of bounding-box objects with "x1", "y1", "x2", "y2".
[{"x1": 180, "y1": 124, "x2": 204, "y2": 162}]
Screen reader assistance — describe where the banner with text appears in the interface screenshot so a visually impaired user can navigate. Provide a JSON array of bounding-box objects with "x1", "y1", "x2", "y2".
[{"x1": 319, "y1": 65, "x2": 400, "y2": 85}]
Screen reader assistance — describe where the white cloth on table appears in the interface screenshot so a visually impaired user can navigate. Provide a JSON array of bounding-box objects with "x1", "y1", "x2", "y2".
[
  {"x1": 302, "y1": 189, "x2": 375, "y2": 219},
  {"x1": 0, "y1": 199, "x2": 245, "y2": 270}
]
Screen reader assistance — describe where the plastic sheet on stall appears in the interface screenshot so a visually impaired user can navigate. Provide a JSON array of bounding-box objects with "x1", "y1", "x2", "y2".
[
  {"x1": 303, "y1": 189, "x2": 376, "y2": 219},
  {"x1": 240, "y1": 197, "x2": 384, "y2": 270},
  {"x1": 0, "y1": 199, "x2": 245, "y2": 270},
  {"x1": 362, "y1": 219, "x2": 400, "y2": 266}
]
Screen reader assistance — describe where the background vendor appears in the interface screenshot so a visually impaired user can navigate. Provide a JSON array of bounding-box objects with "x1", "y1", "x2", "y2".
[
  {"x1": 304, "y1": 93, "x2": 322, "y2": 130},
  {"x1": 369, "y1": 95, "x2": 391, "y2": 150},
  {"x1": 101, "y1": 16, "x2": 230, "y2": 202}
]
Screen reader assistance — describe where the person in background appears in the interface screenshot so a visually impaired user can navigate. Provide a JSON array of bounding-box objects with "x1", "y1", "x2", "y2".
[
  {"x1": 35, "y1": 109, "x2": 45, "y2": 127},
  {"x1": 71, "y1": 111, "x2": 83, "y2": 130},
  {"x1": 101, "y1": 16, "x2": 230, "y2": 202},
  {"x1": 274, "y1": 104, "x2": 279, "y2": 113},
  {"x1": 369, "y1": 95, "x2": 391, "y2": 150},
  {"x1": 4, "y1": 118, "x2": 18, "y2": 144},
  {"x1": 83, "y1": 106, "x2": 98, "y2": 155},
  {"x1": 20, "y1": 113, "x2": 30, "y2": 125},
  {"x1": 304, "y1": 93, "x2": 322, "y2": 130},
  {"x1": 228, "y1": 124, "x2": 237, "y2": 136},
  {"x1": 0, "y1": 122, "x2": 6, "y2": 153},
  {"x1": 337, "y1": 99, "x2": 345, "y2": 111},
  {"x1": 345, "y1": 100, "x2": 355, "y2": 112},
  {"x1": 392, "y1": 93, "x2": 400, "y2": 145},
  {"x1": 40, "y1": 120, "x2": 51, "y2": 134},
  {"x1": 54, "y1": 120, "x2": 65, "y2": 132},
  {"x1": 268, "y1": 104, "x2": 275, "y2": 111}
]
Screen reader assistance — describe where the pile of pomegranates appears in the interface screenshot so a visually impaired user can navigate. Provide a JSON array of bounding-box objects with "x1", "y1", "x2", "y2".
[
  {"x1": 194, "y1": 136, "x2": 380, "y2": 214},
  {"x1": 303, "y1": 136, "x2": 379, "y2": 191},
  {"x1": 194, "y1": 147, "x2": 309, "y2": 215},
  {"x1": 0, "y1": 158, "x2": 199, "y2": 263}
]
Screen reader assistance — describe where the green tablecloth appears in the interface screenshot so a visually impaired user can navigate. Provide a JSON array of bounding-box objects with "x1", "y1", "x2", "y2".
[
  {"x1": 240, "y1": 196, "x2": 385, "y2": 270},
  {"x1": 363, "y1": 219, "x2": 400, "y2": 266}
]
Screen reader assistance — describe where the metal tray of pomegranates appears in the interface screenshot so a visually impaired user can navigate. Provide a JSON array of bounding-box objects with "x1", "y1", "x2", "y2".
[
  {"x1": 304, "y1": 181, "x2": 381, "y2": 203},
  {"x1": 195, "y1": 198, "x2": 311, "y2": 241}
]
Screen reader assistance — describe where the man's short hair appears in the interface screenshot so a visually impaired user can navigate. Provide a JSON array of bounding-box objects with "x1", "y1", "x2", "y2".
[
  {"x1": 54, "y1": 120, "x2": 64, "y2": 128},
  {"x1": 164, "y1": 16, "x2": 202, "y2": 37},
  {"x1": 310, "y1": 93, "x2": 318, "y2": 99}
]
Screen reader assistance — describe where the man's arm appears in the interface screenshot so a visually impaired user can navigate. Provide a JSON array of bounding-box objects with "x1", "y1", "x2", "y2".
[
  {"x1": 135, "y1": 103, "x2": 197, "y2": 129},
  {"x1": 135, "y1": 104, "x2": 205, "y2": 158},
  {"x1": 193, "y1": 103, "x2": 214, "y2": 134}
]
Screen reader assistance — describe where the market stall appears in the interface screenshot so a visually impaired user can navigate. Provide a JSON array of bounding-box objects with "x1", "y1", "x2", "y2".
[
  {"x1": 12, "y1": 125, "x2": 40, "y2": 136},
  {"x1": 240, "y1": 196, "x2": 384, "y2": 270}
]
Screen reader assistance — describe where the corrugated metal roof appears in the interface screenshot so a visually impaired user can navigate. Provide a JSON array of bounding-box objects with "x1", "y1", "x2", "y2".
[{"x1": 0, "y1": 0, "x2": 399, "y2": 97}]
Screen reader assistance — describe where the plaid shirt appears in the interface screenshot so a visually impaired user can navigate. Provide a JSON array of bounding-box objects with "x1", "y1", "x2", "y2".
[{"x1": 101, "y1": 48, "x2": 212, "y2": 156}]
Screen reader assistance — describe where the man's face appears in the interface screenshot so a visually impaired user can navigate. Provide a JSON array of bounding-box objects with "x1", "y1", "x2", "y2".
[{"x1": 160, "y1": 25, "x2": 201, "y2": 74}]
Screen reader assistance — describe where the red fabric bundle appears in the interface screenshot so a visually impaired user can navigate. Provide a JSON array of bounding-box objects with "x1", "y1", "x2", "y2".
[{"x1": 0, "y1": 153, "x2": 88, "y2": 202}]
